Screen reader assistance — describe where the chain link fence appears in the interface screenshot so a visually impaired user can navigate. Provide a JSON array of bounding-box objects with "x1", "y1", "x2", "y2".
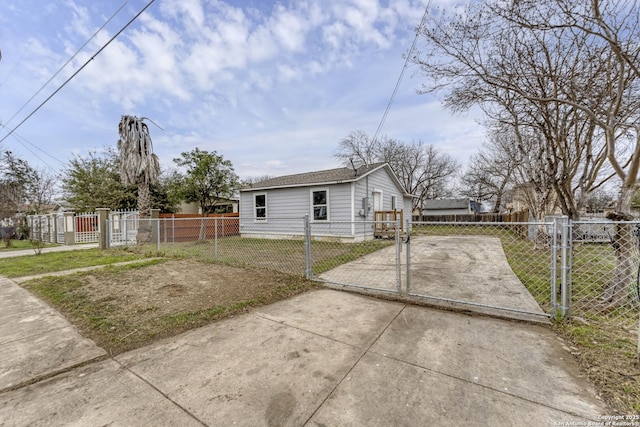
[
  {"x1": 125, "y1": 217, "x2": 308, "y2": 276},
  {"x1": 105, "y1": 215, "x2": 639, "y2": 329},
  {"x1": 308, "y1": 220, "x2": 401, "y2": 294},
  {"x1": 571, "y1": 220, "x2": 640, "y2": 330},
  {"x1": 408, "y1": 221, "x2": 556, "y2": 317}
]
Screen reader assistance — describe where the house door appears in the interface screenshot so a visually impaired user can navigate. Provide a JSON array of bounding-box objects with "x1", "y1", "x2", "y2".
[{"x1": 373, "y1": 191, "x2": 382, "y2": 212}]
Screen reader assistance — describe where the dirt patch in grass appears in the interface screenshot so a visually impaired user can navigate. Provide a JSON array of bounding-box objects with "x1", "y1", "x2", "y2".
[{"x1": 24, "y1": 259, "x2": 317, "y2": 355}]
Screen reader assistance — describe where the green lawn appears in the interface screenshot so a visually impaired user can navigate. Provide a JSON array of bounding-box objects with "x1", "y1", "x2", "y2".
[
  {"x1": 0, "y1": 239, "x2": 57, "y2": 251},
  {"x1": 0, "y1": 247, "x2": 154, "y2": 278},
  {"x1": 135, "y1": 236, "x2": 394, "y2": 277}
]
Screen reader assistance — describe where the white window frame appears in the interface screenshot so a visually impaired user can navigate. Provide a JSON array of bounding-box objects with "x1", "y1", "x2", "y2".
[
  {"x1": 310, "y1": 187, "x2": 330, "y2": 222},
  {"x1": 391, "y1": 195, "x2": 397, "y2": 211},
  {"x1": 254, "y1": 193, "x2": 267, "y2": 221}
]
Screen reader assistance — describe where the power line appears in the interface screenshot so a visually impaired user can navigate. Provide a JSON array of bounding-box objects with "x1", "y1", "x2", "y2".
[
  {"x1": 2, "y1": 0, "x2": 132, "y2": 128},
  {"x1": 0, "y1": 0, "x2": 158, "y2": 145},
  {"x1": 0, "y1": 123, "x2": 65, "y2": 170},
  {"x1": 371, "y1": 1, "x2": 430, "y2": 144}
]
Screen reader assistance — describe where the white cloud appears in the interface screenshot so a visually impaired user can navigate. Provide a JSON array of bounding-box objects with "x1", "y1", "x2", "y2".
[
  {"x1": 63, "y1": 0, "x2": 92, "y2": 39},
  {"x1": 269, "y1": 4, "x2": 309, "y2": 52},
  {"x1": 0, "y1": 0, "x2": 486, "y2": 179}
]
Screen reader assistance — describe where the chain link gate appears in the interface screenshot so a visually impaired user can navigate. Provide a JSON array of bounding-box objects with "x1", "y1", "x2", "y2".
[
  {"x1": 308, "y1": 218, "x2": 405, "y2": 295},
  {"x1": 404, "y1": 220, "x2": 559, "y2": 321}
]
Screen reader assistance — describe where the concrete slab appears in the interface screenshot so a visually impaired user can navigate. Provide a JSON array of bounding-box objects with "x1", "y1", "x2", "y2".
[
  {"x1": 370, "y1": 305, "x2": 603, "y2": 418},
  {"x1": 255, "y1": 289, "x2": 405, "y2": 347},
  {"x1": 0, "y1": 288, "x2": 607, "y2": 425},
  {"x1": 319, "y1": 244, "x2": 400, "y2": 293},
  {"x1": 0, "y1": 359, "x2": 203, "y2": 427},
  {"x1": 407, "y1": 236, "x2": 545, "y2": 315},
  {"x1": 116, "y1": 299, "x2": 365, "y2": 426},
  {"x1": 0, "y1": 278, "x2": 51, "y2": 318},
  {"x1": 0, "y1": 277, "x2": 106, "y2": 391},
  {"x1": 308, "y1": 352, "x2": 594, "y2": 426}
]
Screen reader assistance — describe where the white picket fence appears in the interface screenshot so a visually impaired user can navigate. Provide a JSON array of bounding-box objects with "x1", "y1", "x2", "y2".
[
  {"x1": 27, "y1": 209, "x2": 139, "y2": 245},
  {"x1": 108, "y1": 210, "x2": 139, "y2": 246}
]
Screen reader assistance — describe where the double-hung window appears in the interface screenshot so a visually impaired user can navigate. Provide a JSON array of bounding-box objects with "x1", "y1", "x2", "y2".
[
  {"x1": 254, "y1": 193, "x2": 267, "y2": 220},
  {"x1": 311, "y1": 189, "x2": 328, "y2": 221}
]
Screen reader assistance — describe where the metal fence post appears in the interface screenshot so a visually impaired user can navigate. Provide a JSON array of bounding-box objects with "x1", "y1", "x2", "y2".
[
  {"x1": 304, "y1": 215, "x2": 312, "y2": 279},
  {"x1": 560, "y1": 216, "x2": 571, "y2": 319},
  {"x1": 405, "y1": 220, "x2": 411, "y2": 296},
  {"x1": 214, "y1": 217, "x2": 218, "y2": 261},
  {"x1": 395, "y1": 217, "x2": 402, "y2": 294},
  {"x1": 163, "y1": 218, "x2": 167, "y2": 243},
  {"x1": 551, "y1": 218, "x2": 559, "y2": 317},
  {"x1": 156, "y1": 219, "x2": 160, "y2": 252}
]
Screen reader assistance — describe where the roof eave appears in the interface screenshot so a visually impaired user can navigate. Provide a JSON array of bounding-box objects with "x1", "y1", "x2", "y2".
[{"x1": 240, "y1": 178, "x2": 358, "y2": 192}]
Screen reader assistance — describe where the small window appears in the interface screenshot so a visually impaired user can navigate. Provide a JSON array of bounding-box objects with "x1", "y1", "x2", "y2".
[
  {"x1": 312, "y1": 189, "x2": 328, "y2": 221},
  {"x1": 254, "y1": 193, "x2": 267, "y2": 220},
  {"x1": 391, "y1": 195, "x2": 397, "y2": 210}
]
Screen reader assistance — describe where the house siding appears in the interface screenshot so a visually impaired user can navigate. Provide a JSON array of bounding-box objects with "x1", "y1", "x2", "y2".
[{"x1": 239, "y1": 164, "x2": 411, "y2": 240}]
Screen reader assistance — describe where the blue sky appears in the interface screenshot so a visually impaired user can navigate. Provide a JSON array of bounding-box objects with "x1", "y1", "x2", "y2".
[{"x1": 0, "y1": 0, "x2": 483, "y2": 180}]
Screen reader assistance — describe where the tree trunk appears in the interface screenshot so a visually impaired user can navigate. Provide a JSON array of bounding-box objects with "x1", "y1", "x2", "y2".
[
  {"x1": 199, "y1": 217, "x2": 207, "y2": 241},
  {"x1": 602, "y1": 186, "x2": 638, "y2": 307},
  {"x1": 198, "y1": 202, "x2": 207, "y2": 241},
  {"x1": 136, "y1": 182, "x2": 152, "y2": 244}
]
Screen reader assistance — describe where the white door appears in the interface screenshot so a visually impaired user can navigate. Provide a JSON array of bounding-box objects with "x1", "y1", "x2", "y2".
[{"x1": 373, "y1": 191, "x2": 382, "y2": 212}]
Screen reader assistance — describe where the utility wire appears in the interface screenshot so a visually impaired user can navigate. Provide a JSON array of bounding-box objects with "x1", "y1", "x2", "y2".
[
  {"x1": 0, "y1": 0, "x2": 157, "y2": 145},
  {"x1": 0, "y1": 124, "x2": 64, "y2": 170},
  {"x1": 371, "y1": 1, "x2": 431, "y2": 144},
  {"x1": 2, "y1": 0, "x2": 132, "y2": 128}
]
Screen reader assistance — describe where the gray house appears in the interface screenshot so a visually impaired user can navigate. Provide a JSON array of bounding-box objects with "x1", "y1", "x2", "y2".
[
  {"x1": 239, "y1": 162, "x2": 413, "y2": 241},
  {"x1": 421, "y1": 198, "x2": 478, "y2": 216}
]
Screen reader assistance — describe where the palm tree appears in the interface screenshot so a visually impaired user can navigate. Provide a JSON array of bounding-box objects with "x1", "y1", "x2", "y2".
[{"x1": 117, "y1": 115, "x2": 160, "y2": 243}]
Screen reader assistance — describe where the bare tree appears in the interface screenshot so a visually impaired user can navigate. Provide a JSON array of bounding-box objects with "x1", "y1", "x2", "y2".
[
  {"x1": 414, "y1": 0, "x2": 640, "y2": 305},
  {"x1": 459, "y1": 125, "x2": 522, "y2": 213},
  {"x1": 414, "y1": 2, "x2": 616, "y2": 220},
  {"x1": 488, "y1": 0, "x2": 640, "y2": 215},
  {"x1": 335, "y1": 131, "x2": 458, "y2": 211},
  {"x1": 242, "y1": 175, "x2": 276, "y2": 187}
]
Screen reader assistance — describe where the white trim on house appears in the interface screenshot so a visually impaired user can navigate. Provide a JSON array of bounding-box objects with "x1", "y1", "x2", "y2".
[
  {"x1": 310, "y1": 187, "x2": 330, "y2": 222},
  {"x1": 253, "y1": 192, "x2": 267, "y2": 222}
]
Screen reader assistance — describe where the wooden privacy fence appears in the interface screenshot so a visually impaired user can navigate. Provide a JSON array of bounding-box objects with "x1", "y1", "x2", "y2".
[
  {"x1": 412, "y1": 210, "x2": 531, "y2": 239},
  {"x1": 412, "y1": 209, "x2": 529, "y2": 223},
  {"x1": 158, "y1": 213, "x2": 240, "y2": 242}
]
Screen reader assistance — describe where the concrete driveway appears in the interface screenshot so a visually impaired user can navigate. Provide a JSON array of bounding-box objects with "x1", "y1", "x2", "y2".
[
  {"x1": 0, "y1": 285, "x2": 605, "y2": 426},
  {"x1": 0, "y1": 241, "x2": 607, "y2": 425},
  {"x1": 319, "y1": 235, "x2": 548, "y2": 321}
]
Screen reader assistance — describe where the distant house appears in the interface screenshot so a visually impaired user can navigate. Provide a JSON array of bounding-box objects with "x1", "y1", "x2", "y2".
[
  {"x1": 239, "y1": 162, "x2": 413, "y2": 241},
  {"x1": 421, "y1": 198, "x2": 479, "y2": 216},
  {"x1": 177, "y1": 198, "x2": 239, "y2": 215}
]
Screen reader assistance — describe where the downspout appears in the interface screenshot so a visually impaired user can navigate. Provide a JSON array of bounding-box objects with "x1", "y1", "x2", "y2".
[{"x1": 365, "y1": 175, "x2": 369, "y2": 239}]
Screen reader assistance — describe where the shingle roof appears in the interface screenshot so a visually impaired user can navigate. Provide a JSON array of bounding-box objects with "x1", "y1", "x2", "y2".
[{"x1": 242, "y1": 162, "x2": 388, "y2": 191}]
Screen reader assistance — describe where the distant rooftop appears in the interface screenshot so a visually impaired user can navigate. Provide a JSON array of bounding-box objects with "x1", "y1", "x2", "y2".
[{"x1": 423, "y1": 198, "x2": 471, "y2": 210}]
